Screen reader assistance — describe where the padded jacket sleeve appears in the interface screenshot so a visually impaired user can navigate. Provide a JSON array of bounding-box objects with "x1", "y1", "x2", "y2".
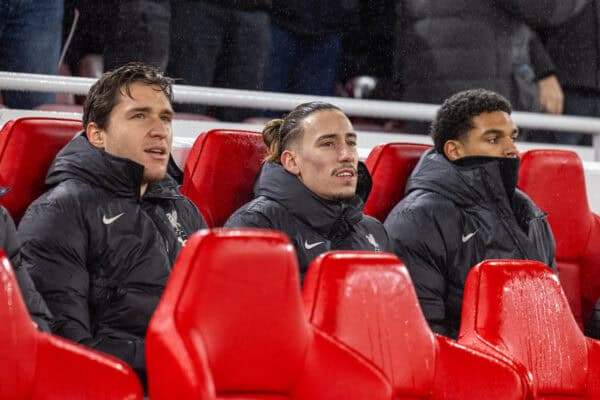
[
  {"x1": 384, "y1": 203, "x2": 451, "y2": 336},
  {"x1": 0, "y1": 206, "x2": 53, "y2": 332},
  {"x1": 498, "y1": 0, "x2": 590, "y2": 28},
  {"x1": 529, "y1": 31, "x2": 556, "y2": 79}
]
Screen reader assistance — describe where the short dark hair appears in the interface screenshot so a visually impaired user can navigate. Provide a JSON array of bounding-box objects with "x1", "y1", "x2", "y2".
[
  {"x1": 431, "y1": 89, "x2": 512, "y2": 155},
  {"x1": 262, "y1": 101, "x2": 342, "y2": 163},
  {"x1": 83, "y1": 62, "x2": 174, "y2": 129}
]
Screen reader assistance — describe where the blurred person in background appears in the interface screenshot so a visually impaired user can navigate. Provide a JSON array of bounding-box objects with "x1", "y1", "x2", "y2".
[
  {"x1": 167, "y1": 0, "x2": 271, "y2": 121},
  {"x1": 393, "y1": 0, "x2": 587, "y2": 133},
  {"x1": 0, "y1": 0, "x2": 63, "y2": 108}
]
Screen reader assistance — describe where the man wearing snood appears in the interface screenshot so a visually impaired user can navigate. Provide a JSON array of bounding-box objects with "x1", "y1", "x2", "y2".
[{"x1": 384, "y1": 89, "x2": 556, "y2": 339}]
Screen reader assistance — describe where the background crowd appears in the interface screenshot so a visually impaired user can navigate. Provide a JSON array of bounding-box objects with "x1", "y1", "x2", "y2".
[{"x1": 1, "y1": 0, "x2": 599, "y2": 142}]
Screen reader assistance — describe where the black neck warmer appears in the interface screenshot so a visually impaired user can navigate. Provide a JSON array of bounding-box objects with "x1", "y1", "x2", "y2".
[{"x1": 452, "y1": 156, "x2": 520, "y2": 198}]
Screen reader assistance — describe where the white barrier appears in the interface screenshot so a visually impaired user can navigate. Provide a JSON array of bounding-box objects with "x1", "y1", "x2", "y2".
[{"x1": 2, "y1": 71, "x2": 600, "y2": 158}]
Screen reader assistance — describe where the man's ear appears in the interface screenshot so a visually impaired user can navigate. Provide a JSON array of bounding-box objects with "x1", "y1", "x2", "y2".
[
  {"x1": 281, "y1": 149, "x2": 300, "y2": 176},
  {"x1": 444, "y1": 140, "x2": 463, "y2": 161},
  {"x1": 86, "y1": 122, "x2": 105, "y2": 149}
]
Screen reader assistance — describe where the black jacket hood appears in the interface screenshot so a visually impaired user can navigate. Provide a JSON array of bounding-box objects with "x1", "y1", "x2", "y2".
[
  {"x1": 46, "y1": 132, "x2": 182, "y2": 200},
  {"x1": 254, "y1": 161, "x2": 371, "y2": 239}
]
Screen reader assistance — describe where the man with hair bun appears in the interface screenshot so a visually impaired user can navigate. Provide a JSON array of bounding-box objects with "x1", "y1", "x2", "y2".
[
  {"x1": 226, "y1": 101, "x2": 391, "y2": 281},
  {"x1": 384, "y1": 89, "x2": 556, "y2": 339}
]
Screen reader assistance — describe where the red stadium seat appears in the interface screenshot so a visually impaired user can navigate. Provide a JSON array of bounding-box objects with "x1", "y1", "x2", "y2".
[
  {"x1": 182, "y1": 129, "x2": 267, "y2": 227},
  {"x1": 0, "y1": 251, "x2": 143, "y2": 399},
  {"x1": 459, "y1": 259, "x2": 600, "y2": 398},
  {"x1": 303, "y1": 252, "x2": 532, "y2": 400},
  {"x1": 518, "y1": 149, "x2": 600, "y2": 329},
  {"x1": 146, "y1": 229, "x2": 393, "y2": 400},
  {"x1": 364, "y1": 143, "x2": 430, "y2": 222},
  {"x1": 0, "y1": 117, "x2": 81, "y2": 223}
]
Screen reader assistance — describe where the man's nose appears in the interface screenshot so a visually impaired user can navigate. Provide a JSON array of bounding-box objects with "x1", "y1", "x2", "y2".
[
  {"x1": 339, "y1": 143, "x2": 357, "y2": 161},
  {"x1": 504, "y1": 139, "x2": 518, "y2": 157}
]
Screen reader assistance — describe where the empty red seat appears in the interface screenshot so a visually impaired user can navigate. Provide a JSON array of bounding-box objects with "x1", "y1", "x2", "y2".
[
  {"x1": 459, "y1": 259, "x2": 600, "y2": 398},
  {"x1": 0, "y1": 117, "x2": 81, "y2": 223},
  {"x1": 146, "y1": 229, "x2": 392, "y2": 400},
  {"x1": 364, "y1": 143, "x2": 430, "y2": 222},
  {"x1": 303, "y1": 252, "x2": 532, "y2": 399},
  {"x1": 518, "y1": 149, "x2": 600, "y2": 329},
  {"x1": 0, "y1": 250, "x2": 143, "y2": 399},
  {"x1": 182, "y1": 129, "x2": 266, "y2": 227}
]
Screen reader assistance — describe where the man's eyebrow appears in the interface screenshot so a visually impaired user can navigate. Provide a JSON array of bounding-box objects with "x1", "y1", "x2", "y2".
[
  {"x1": 126, "y1": 106, "x2": 174, "y2": 115},
  {"x1": 482, "y1": 128, "x2": 517, "y2": 136},
  {"x1": 316, "y1": 132, "x2": 357, "y2": 140}
]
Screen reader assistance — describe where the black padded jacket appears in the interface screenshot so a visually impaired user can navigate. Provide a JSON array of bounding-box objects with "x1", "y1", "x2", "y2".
[
  {"x1": 225, "y1": 161, "x2": 391, "y2": 282},
  {"x1": 384, "y1": 150, "x2": 556, "y2": 339},
  {"x1": 18, "y1": 133, "x2": 206, "y2": 382},
  {"x1": 395, "y1": 0, "x2": 588, "y2": 110},
  {"x1": 0, "y1": 194, "x2": 52, "y2": 332}
]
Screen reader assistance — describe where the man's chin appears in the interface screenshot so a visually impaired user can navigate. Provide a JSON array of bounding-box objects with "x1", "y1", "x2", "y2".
[
  {"x1": 143, "y1": 170, "x2": 168, "y2": 184},
  {"x1": 329, "y1": 191, "x2": 356, "y2": 202}
]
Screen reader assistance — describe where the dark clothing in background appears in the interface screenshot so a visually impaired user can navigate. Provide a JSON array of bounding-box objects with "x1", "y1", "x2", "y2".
[
  {"x1": 265, "y1": 0, "x2": 360, "y2": 98},
  {"x1": 384, "y1": 150, "x2": 556, "y2": 339},
  {"x1": 225, "y1": 162, "x2": 391, "y2": 282},
  {"x1": 537, "y1": 0, "x2": 596, "y2": 145},
  {"x1": 586, "y1": 298, "x2": 600, "y2": 339},
  {"x1": 18, "y1": 133, "x2": 206, "y2": 386},
  {"x1": 0, "y1": 199, "x2": 52, "y2": 332},
  {"x1": 63, "y1": 0, "x2": 171, "y2": 73},
  {"x1": 394, "y1": 0, "x2": 588, "y2": 120},
  {"x1": 168, "y1": 0, "x2": 271, "y2": 121}
]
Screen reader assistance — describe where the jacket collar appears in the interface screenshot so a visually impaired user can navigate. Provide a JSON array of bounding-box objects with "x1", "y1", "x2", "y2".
[
  {"x1": 45, "y1": 132, "x2": 182, "y2": 200},
  {"x1": 254, "y1": 161, "x2": 366, "y2": 239}
]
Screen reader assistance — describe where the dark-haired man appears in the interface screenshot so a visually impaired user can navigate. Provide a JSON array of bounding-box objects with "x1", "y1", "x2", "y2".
[
  {"x1": 384, "y1": 89, "x2": 555, "y2": 339},
  {"x1": 18, "y1": 63, "x2": 206, "y2": 386}
]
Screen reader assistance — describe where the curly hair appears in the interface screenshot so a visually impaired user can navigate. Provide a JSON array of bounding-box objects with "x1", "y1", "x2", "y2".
[
  {"x1": 83, "y1": 62, "x2": 174, "y2": 129},
  {"x1": 262, "y1": 101, "x2": 342, "y2": 163},
  {"x1": 431, "y1": 89, "x2": 512, "y2": 155}
]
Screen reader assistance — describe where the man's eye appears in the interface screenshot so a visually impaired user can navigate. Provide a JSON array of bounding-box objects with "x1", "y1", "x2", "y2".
[
  {"x1": 321, "y1": 141, "x2": 334, "y2": 147},
  {"x1": 347, "y1": 140, "x2": 357, "y2": 147},
  {"x1": 488, "y1": 138, "x2": 497, "y2": 144},
  {"x1": 161, "y1": 115, "x2": 173, "y2": 122},
  {"x1": 132, "y1": 113, "x2": 144, "y2": 119}
]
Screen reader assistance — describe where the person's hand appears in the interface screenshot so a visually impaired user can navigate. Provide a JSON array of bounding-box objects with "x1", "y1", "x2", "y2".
[{"x1": 538, "y1": 74, "x2": 564, "y2": 115}]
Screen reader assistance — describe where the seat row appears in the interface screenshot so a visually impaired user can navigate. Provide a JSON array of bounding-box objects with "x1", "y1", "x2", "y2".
[
  {"x1": 1, "y1": 116, "x2": 598, "y2": 330},
  {"x1": 4, "y1": 225, "x2": 598, "y2": 398}
]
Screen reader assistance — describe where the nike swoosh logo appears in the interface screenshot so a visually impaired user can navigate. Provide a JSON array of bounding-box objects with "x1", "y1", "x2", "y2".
[
  {"x1": 304, "y1": 240, "x2": 324, "y2": 250},
  {"x1": 103, "y1": 213, "x2": 124, "y2": 225},
  {"x1": 462, "y1": 230, "x2": 478, "y2": 243}
]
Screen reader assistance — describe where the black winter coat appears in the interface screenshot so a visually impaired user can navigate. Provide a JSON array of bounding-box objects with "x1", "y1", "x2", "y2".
[
  {"x1": 18, "y1": 133, "x2": 206, "y2": 381},
  {"x1": 539, "y1": 1, "x2": 598, "y2": 91},
  {"x1": 271, "y1": 0, "x2": 359, "y2": 36},
  {"x1": 384, "y1": 150, "x2": 555, "y2": 339},
  {"x1": 199, "y1": 0, "x2": 272, "y2": 11},
  {"x1": 225, "y1": 161, "x2": 391, "y2": 281},
  {"x1": 395, "y1": 0, "x2": 588, "y2": 110},
  {"x1": 0, "y1": 196, "x2": 52, "y2": 332}
]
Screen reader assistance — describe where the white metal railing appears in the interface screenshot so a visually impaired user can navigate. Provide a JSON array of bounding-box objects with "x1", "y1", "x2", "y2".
[{"x1": 3, "y1": 71, "x2": 600, "y2": 160}]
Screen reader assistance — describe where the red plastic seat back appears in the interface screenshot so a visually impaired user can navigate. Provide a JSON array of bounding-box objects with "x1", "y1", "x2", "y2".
[
  {"x1": 364, "y1": 143, "x2": 430, "y2": 222},
  {"x1": 0, "y1": 252, "x2": 142, "y2": 399},
  {"x1": 0, "y1": 117, "x2": 81, "y2": 223},
  {"x1": 303, "y1": 251, "x2": 437, "y2": 397},
  {"x1": 460, "y1": 260, "x2": 590, "y2": 397},
  {"x1": 182, "y1": 129, "x2": 266, "y2": 228},
  {"x1": 519, "y1": 149, "x2": 600, "y2": 326},
  {"x1": 147, "y1": 229, "x2": 391, "y2": 400}
]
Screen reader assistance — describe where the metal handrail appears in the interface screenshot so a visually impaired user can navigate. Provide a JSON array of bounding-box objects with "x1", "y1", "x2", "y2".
[{"x1": 2, "y1": 71, "x2": 600, "y2": 159}]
